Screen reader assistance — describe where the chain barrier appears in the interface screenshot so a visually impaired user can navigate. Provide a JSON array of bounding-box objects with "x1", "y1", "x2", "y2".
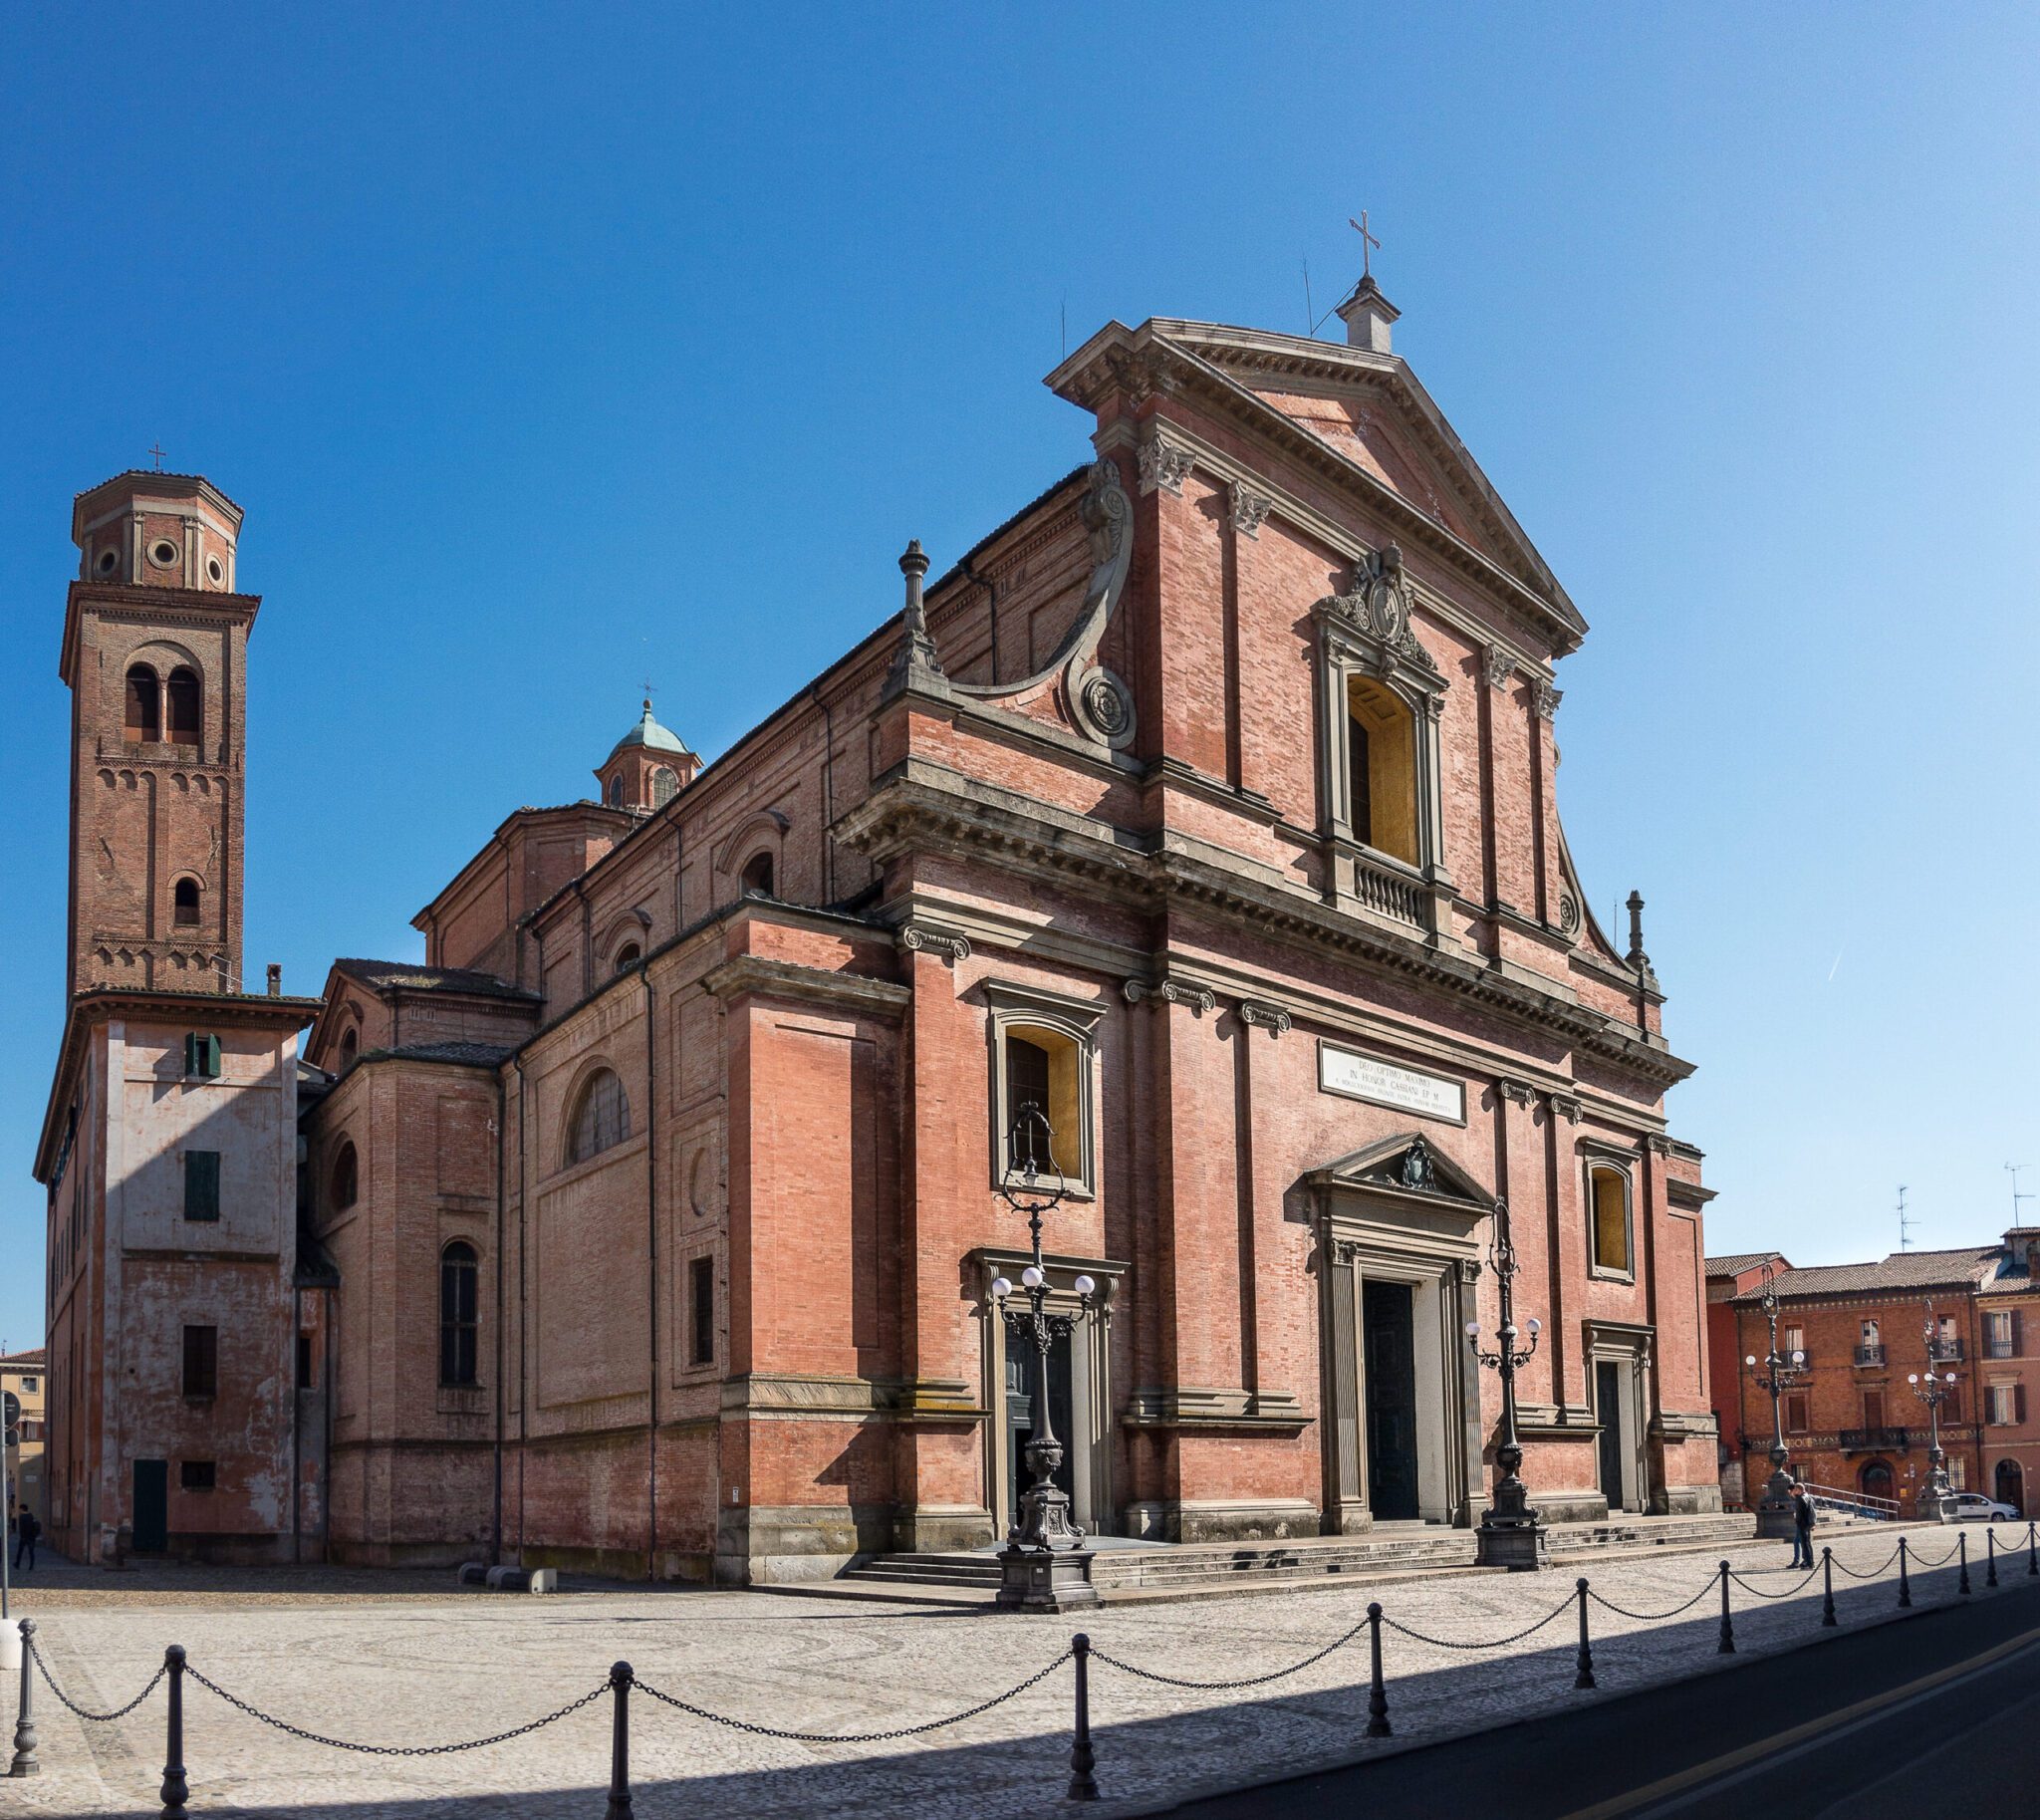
[
  {"x1": 180, "y1": 1664, "x2": 610, "y2": 1756},
  {"x1": 25, "y1": 1634, "x2": 167, "y2": 1721},
  {"x1": 1907, "y1": 1539, "x2": 1963, "y2": 1569},
  {"x1": 635, "y1": 1649, "x2": 1072, "y2": 1744},
  {"x1": 1727, "y1": 1564, "x2": 1821, "y2": 1599},
  {"x1": 1830, "y1": 1544, "x2": 1902, "y2": 1580},
  {"x1": 1381, "y1": 1594, "x2": 1575, "y2": 1652},
  {"x1": 1090, "y1": 1616, "x2": 1371, "y2": 1690},
  {"x1": 1587, "y1": 1579, "x2": 1716, "y2": 1623}
]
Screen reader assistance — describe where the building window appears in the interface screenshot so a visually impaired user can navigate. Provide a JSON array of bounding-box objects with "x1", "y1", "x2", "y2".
[
  {"x1": 165, "y1": 666, "x2": 202, "y2": 745},
  {"x1": 609, "y1": 773, "x2": 626, "y2": 807},
  {"x1": 566, "y1": 1068, "x2": 632, "y2": 1164},
  {"x1": 338, "y1": 1026, "x2": 359, "y2": 1068},
  {"x1": 184, "y1": 1032, "x2": 221, "y2": 1079},
  {"x1": 182, "y1": 1150, "x2": 220, "y2": 1222},
  {"x1": 1588, "y1": 1165, "x2": 1632, "y2": 1276},
  {"x1": 173, "y1": 877, "x2": 201, "y2": 927},
  {"x1": 1948, "y1": 1455, "x2": 1967, "y2": 1490},
  {"x1": 19, "y1": 1377, "x2": 37, "y2": 1395},
  {"x1": 179, "y1": 1460, "x2": 216, "y2": 1492},
  {"x1": 739, "y1": 851, "x2": 774, "y2": 898},
  {"x1": 1942, "y1": 1383, "x2": 1962, "y2": 1423},
  {"x1": 651, "y1": 766, "x2": 678, "y2": 808},
  {"x1": 614, "y1": 942, "x2": 641, "y2": 973},
  {"x1": 1784, "y1": 1325, "x2": 1806, "y2": 1359},
  {"x1": 986, "y1": 983, "x2": 1102, "y2": 1196},
  {"x1": 1989, "y1": 1383, "x2": 2024, "y2": 1426},
  {"x1": 1862, "y1": 1389, "x2": 1885, "y2": 1430},
  {"x1": 439, "y1": 1242, "x2": 479, "y2": 1387},
  {"x1": 1345, "y1": 676, "x2": 1418, "y2": 863},
  {"x1": 330, "y1": 1141, "x2": 358, "y2": 1212},
  {"x1": 690, "y1": 1255, "x2": 715, "y2": 1367},
  {"x1": 1985, "y1": 1309, "x2": 2018, "y2": 1360},
  {"x1": 297, "y1": 1335, "x2": 314, "y2": 1390},
  {"x1": 182, "y1": 1325, "x2": 217, "y2": 1399},
  {"x1": 125, "y1": 664, "x2": 160, "y2": 741},
  {"x1": 1784, "y1": 1392, "x2": 1809, "y2": 1434}
]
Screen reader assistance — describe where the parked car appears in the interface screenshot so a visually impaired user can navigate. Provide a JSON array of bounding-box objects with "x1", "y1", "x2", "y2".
[{"x1": 1941, "y1": 1491, "x2": 2020, "y2": 1523}]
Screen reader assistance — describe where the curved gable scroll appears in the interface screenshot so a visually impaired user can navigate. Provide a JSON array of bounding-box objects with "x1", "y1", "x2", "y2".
[{"x1": 947, "y1": 457, "x2": 1138, "y2": 750}]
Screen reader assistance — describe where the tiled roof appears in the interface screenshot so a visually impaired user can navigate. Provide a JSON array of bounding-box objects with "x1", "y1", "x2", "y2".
[
  {"x1": 1706, "y1": 1251, "x2": 1785, "y2": 1278},
  {"x1": 0, "y1": 1349, "x2": 48, "y2": 1368},
  {"x1": 1731, "y1": 1247, "x2": 1999, "y2": 1304},
  {"x1": 333, "y1": 958, "x2": 537, "y2": 1001},
  {"x1": 367, "y1": 1040, "x2": 516, "y2": 1068}
]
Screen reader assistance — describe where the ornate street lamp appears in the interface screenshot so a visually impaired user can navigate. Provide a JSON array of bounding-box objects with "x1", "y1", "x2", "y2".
[
  {"x1": 1743, "y1": 1260, "x2": 1808, "y2": 1540},
  {"x1": 1908, "y1": 1308, "x2": 1961, "y2": 1522},
  {"x1": 991, "y1": 1104, "x2": 1101, "y2": 1613},
  {"x1": 1464, "y1": 1195, "x2": 1546, "y2": 1569}
]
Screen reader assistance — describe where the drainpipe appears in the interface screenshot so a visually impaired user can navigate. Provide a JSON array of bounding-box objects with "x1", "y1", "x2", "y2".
[
  {"x1": 641, "y1": 962, "x2": 659, "y2": 1580},
  {"x1": 513, "y1": 1055, "x2": 530, "y2": 1560},
  {"x1": 491, "y1": 1066, "x2": 506, "y2": 1565},
  {"x1": 808, "y1": 685, "x2": 836, "y2": 905}
]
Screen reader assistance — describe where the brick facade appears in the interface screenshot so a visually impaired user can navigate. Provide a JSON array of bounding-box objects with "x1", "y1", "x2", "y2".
[{"x1": 41, "y1": 285, "x2": 1721, "y2": 1577}]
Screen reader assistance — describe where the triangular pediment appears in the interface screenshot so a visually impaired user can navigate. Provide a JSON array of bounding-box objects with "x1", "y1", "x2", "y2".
[{"x1": 1308, "y1": 1132, "x2": 1492, "y2": 1208}]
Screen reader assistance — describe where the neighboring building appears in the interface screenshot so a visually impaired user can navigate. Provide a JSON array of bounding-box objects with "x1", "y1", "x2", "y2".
[
  {"x1": 2, "y1": 1348, "x2": 48, "y2": 1522},
  {"x1": 1701, "y1": 1253, "x2": 1784, "y2": 1509},
  {"x1": 39, "y1": 275, "x2": 1719, "y2": 1578},
  {"x1": 1719, "y1": 1245, "x2": 2008, "y2": 1515},
  {"x1": 1975, "y1": 1228, "x2": 2040, "y2": 1516}
]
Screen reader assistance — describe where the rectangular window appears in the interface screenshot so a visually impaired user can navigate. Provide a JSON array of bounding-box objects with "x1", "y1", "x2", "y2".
[
  {"x1": 1863, "y1": 1390, "x2": 1885, "y2": 1429},
  {"x1": 1948, "y1": 1456, "x2": 1967, "y2": 1489},
  {"x1": 183, "y1": 1032, "x2": 222, "y2": 1079},
  {"x1": 690, "y1": 1256, "x2": 715, "y2": 1367},
  {"x1": 1986, "y1": 1310, "x2": 2015, "y2": 1360},
  {"x1": 181, "y1": 1324, "x2": 217, "y2": 1399},
  {"x1": 297, "y1": 1335, "x2": 314, "y2": 1390},
  {"x1": 182, "y1": 1151, "x2": 220, "y2": 1222},
  {"x1": 1784, "y1": 1326, "x2": 1805, "y2": 1358},
  {"x1": 179, "y1": 1460, "x2": 215, "y2": 1491},
  {"x1": 1943, "y1": 1383, "x2": 1961, "y2": 1423},
  {"x1": 1589, "y1": 1168, "x2": 1631, "y2": 1274},
  {"x1": 1784, "y1": 1393, "x2": 1809, "y2": 1434},
  {"x1": 19, "y1": 1376, "x2": 36, "y2": 1394}
]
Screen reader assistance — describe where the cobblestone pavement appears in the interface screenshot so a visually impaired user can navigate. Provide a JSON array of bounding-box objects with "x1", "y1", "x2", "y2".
[{"x1": 4, "y1": 1525, "x2": 2025, "y2": 1818}]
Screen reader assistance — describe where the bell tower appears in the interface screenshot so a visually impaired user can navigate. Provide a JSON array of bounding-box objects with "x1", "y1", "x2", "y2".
[{"x1": 61, "y1": 469, "x2": 256, "y2": 996}]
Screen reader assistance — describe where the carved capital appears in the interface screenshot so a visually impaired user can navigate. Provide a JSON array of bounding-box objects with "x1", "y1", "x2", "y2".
[
  {"x1": 1124, "y1": 975, "x2": 1217, "y2": 1015},
  {"x1": 1548, "y1": 1091, "x2": 1585, "y2": 1124},
  {"x1": 1645, "y1": 1133, "x2": 1675, "y2": 1158},
  {"x1": 1332, "y1": 1236, "x2": 1362, "y2": 1268},
  {"x1": 1137, "y1": 427, "x2": 1196, "y2": 497},
  {"x1": 1534, "y1": 681, "x2": 1563, "y2": 721},
  {"x1": 1229, "y1": 485, "x2": 1274, "y2": 539},
  {"x1": 1484, "y1": 645, "x2": 1517, "y2": 690},
  {"x1": 1497, "y1": 1077, "x2": 1537, "y2": 1108},
  {"x1": 898, "y1": 920, "x2": 971, "y2": 964},
  {"x1": 1237, "y1": 998, "x2": 1293, "y2": 1037}
]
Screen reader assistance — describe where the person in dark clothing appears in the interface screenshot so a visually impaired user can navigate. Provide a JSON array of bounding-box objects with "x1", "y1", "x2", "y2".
[
  {"x1": 13, "y1": 1504, "x2": 39, "y2": 1570},
  {"x1": 1789, "y1": 1482, "x2": 1817, "y2": 1568}
]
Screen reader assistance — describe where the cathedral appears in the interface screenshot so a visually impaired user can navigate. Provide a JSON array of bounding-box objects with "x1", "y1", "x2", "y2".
[{"x1": 34, "y1": 276, "x2": 1720, "y2": 1580}]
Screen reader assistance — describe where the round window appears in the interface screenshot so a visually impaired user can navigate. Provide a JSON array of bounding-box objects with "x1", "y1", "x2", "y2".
[
  {"x1": 149, "y1": 539, "x2": 179, "y2": 568},
  {"x1": 97, "y1": 549, "x2": 118, "y2": 574},
  {"x1": 206, "y1": 556, "x2": 224, "y2": 585}
]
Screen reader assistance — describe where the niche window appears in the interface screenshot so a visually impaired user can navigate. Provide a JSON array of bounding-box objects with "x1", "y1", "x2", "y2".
[
  {"x1": 1345, "y1": 676, "x2": 1418, "y2": 864},
  {"x1": 439, "y1": 1241, "x2": 479, "y2": 1387},
  {"x1": 173, "y1": 878, "x2": 201, "y2": 927},
  {"x1": 566, "y1": 1067, "x2": 632, "y2": 1164},
  {"x1": 985, "y1": 983, "x2": 1102, "y2": 1197},
  {"x1": 165, "y1": 667, "x2": 201, "y2": 745},
  {"x1": 690, "y1": 1255, "x2": 715, "y2": 1367},
  {"x1": 1784, "y1": 1392, "x2": 1809, "y2": 1434},
  {"x1": 182, "y1": 1150, "x2": 220, "y2": 1223},
  {"x1": 125, "y1": 665, "x2": 160, "y2": 741},
  {"x1": 330, "y1": 1141, "x2": 358, "y2": 1212},
  {"x1": 180, "y1": 1460, "x2": 216, "y2": 1491},
  {"x1": 739, "y1": 851, "x2": 775, "y2": 898},
  {"x1": 338, "y1": 1027, "x2": 359, "y2": 1069},
  {"x1": 182, "y1": 1324, "x2": 218, "y2": 1399},
  {"x1": 1587, "y1": 1163, "x2": 1633, "y2": 1277},
  {"x1": 614, "y1": 942, "x2": 641, "y2": 973}
]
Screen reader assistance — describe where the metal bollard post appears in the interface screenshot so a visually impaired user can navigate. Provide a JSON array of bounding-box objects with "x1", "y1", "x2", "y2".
[
  {"x1": 1898, "y1": 1536, "x2": 1912, "y2": 1608},
  {"x1": 1958, "y1": 1531, "x2": 1971, "y2": 1596},
  {"x1": 1987, "y1": 1527, "x2": 1999, "y2": 1588},
  {"x1": 8, "y1": 1618, "x2": 38, "y2": 1777},
  {"x1": 1820, "y1": 1547, "x2": 1837, "y2": 1627},
  {"x1": 1068, "y1": 1634, "x2": 1099, "y2": 1802},
  {"x1": 604, "y1": 1661, "x2": 634, "y2": 1820},
  {"x1": 2029, "y1": 1521, "x2": 2037, "y2": 1577},
  {"x1": 158, "y1": 1645, "x2": 187, "y2": 1818},
  {"x1": 1716, "y1": 1560, "x2": 1735, "y2": 1655},
  {"x1": 1365, "y1": 1604, "x2": 1391, "y2": 1738},
  {"x1": 1573, "y1": 1578, "x2": 1596, "y2": 1690}
]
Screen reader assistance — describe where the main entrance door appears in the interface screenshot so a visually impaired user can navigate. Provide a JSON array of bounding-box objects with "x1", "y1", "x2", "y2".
[
  {"x1": 1004, "y1": 1320, "x2": 1075, "y2": 1530},
  {"x1": 132, "y1": 1459, "x2": 168, "y2": 1553},
  {"x1": 1597, "y1": 1362, "x2": 1626, "y2": 1507},
  {"x1": 1363, "y1": 1279, "x2": 1420, "y2": 1520}
]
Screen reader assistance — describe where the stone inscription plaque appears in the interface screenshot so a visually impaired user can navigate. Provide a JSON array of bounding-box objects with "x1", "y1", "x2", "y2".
[{"x1": 1317, "y1": 1041, "x2": 1465, "y2": 1124}]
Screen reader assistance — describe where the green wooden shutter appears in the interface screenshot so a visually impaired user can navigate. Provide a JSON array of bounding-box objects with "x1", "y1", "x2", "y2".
[{"x1": 183, "y1": 1151, "x2": 220, "y2": 1221}]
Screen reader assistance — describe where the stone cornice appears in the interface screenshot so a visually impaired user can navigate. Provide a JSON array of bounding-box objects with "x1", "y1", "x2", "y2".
[{"x1": 700, "y1": 954, "x2": 910, "y2": 1020}]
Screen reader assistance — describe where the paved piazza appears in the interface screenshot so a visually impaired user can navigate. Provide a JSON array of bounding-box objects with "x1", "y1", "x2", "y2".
[{"x1": 4, "y1": 1527, "x2": 2018, "y2": 1817}]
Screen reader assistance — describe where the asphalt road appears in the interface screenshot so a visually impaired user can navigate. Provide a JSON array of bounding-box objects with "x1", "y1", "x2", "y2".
[{"x1": 1162, "y1": 1574, "x2": 2040, "y2": 1819}]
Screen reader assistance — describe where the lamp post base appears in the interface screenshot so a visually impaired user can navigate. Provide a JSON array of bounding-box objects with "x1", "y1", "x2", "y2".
[
  {"x1": 995, "y1": 1545, "x2": 1099, "y2": 1613},
  {"x1": 1474, "y1": 1513, "x2": 1548, "y2": 1570}
]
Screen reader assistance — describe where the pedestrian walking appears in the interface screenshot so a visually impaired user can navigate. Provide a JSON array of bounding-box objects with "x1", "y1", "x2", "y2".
[
  {"x1": 13, "y1": 1502, "x2": 39, "y2": 1570},
  {"x1": 1789, "y1": 1481, "x2": 1817, "y2": 1569}
]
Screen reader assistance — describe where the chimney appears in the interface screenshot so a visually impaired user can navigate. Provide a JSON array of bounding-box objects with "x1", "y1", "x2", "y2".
[
  {"x1": 266, "y1": 963, "x2": 281, "y2": 997},
  {"x1": 1336, "y1": 274, "x2": 1401, "y2": 355}
]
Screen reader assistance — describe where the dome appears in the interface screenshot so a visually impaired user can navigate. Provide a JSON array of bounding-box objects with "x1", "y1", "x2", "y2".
[{"x1": 608, "y1": 699, "x2": 691, "y2": 760}]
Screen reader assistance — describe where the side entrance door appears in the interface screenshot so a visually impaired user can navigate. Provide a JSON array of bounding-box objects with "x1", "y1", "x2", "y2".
[
  {"x1": 1362, "y1": 1280, "x2": 1420, "y2": 1520},
  {"x1": 1596, "y1": 1362, "x2": 1627, "y2": 1510},
  {"x1": 132, "y1": 1458, "x2": 168, "y2": 1553},
  {"x1": 1004, "y1": 1322, "x2": 1075, "y2": 1530}
]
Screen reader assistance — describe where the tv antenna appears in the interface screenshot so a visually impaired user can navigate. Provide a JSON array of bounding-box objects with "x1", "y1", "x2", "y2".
[
  {"x1": 1897, "y1": 1184, "x2": 1915, "y2": 1252},
  {"x1": 2008, "y1": 1163, "x2": 2034, "y2": 1225}
]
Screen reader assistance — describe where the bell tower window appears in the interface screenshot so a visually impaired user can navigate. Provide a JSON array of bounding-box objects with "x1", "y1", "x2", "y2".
[
  {"x1": 166, "y1": 667, "x2": 202, "y2": 746},
  {"x1": 126, "y1": 666, "x2": 160, "y2": 742},
  {"x1": 173, "y1": 878, "x2": 201, "y2": 927}
]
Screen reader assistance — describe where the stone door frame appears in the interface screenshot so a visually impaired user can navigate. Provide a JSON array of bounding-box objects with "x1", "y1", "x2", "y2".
[{"x1": 1583, "y1": 1319, "x2": 1654, "y2": 1516}]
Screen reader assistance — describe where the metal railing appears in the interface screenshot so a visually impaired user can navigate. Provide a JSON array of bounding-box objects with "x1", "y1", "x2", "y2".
[
  {"x1": 1853, "y1": 1344, "x2": 1886, "y2": 1367},
  {"x1": 1929, "y1": 1338, "x2": 1964, "y2": 1363},
  {"x1": 1839, "y1": 1426, "x2": 1912, "y2": 1452},
  {"x1": 1800, "y1": 1479, "x2": 1901, "y2": 1520}
]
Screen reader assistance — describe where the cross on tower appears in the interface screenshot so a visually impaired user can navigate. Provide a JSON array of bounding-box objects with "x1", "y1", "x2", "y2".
[
  {"x1": 639, "y1": 678, "x2": 656, "y2": 705},
  {"x1": 147, "y1": 442, "x2": 167, "y2": 471},
  {"x1": 1349, "y1": 212, "x2": 1380, "y2": 280}
]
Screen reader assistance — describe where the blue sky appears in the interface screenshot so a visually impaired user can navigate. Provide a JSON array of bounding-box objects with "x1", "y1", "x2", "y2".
[{"x1": 4, "y1": 4, "x2": 2038, "y2": 1351}]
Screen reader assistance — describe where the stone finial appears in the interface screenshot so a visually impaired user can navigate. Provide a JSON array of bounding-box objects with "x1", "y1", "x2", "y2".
[
  {"x1": 885, "y1": 538, "x2": 943, "y2": 692},
  {"x1": 1626, "y1": 890, "x2": 1649, "y2": 967},
  {"x1": 1336, "y1": 273, "x2": 1402, "y2": 354}
]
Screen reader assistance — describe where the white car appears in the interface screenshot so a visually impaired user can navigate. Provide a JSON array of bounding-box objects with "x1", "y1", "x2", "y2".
[{"x1": 1942, "y1": 1491, "x2": 2020, "y2": 1522}]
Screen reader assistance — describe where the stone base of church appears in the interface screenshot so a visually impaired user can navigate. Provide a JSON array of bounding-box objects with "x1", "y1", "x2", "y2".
[
  {"x1": 1124, "y1": 1497, "x2": 1323, "y2": 1543},
  {"x1": 890, "y1": 1504, "x2": 998, "y2": 1554},
  {"x1": 1661, "y1": 1482, "x2": 1724, "y2": 1516},
  {"x1": 715, "y1": 1501, "x2": 893, "y2": 1585},
  {"x1": 1534, "y1": 1492, "x2": 1612, "y2": 1524}
]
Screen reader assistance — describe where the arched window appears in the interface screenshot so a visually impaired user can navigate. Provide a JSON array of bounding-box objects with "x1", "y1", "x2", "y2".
[
  {"x1": 614, "y1": 942, "x2": 641, "y2": 973},
  {"x1": 125, "y1": 665, "x2": 160, "y2": 741},
  {"x1": 567, "y1": 1067, "x2": 632, "y2": 1164},
  {"x1": 987, "y1": 986, "x2": 1101, "y2": 1195},
  {"x1": 439, "y1": 1241, "x2": 478, "y2": 1387},
  {"x1": 330, "y1": 1141, "x2": 359, "y2": 1212},
  {"x1": 739, "y1": 851, "x2": 774, "y2": 898},
  {"x1": 173, "y1": 878, "x2": 201, "y2": 927},
  {"x1": 1346, "y1": 676, "x2": 1418, "y2": 864},
  {"x1": 651, "y1": 766, "x2": 679, "y2": 808},
  {"x1": 608, "y1": 773, "x2": 626, "y2": 807},
  {"x1": 1588, "y1": 1164, "x2": 1632, "y2": 1276},
  {"x1": 166, "y1": 667, "x2": 202, "y2": 745},
  {"x1": 338, "y1": 1026, "x2": 359, "y2": 1068}
]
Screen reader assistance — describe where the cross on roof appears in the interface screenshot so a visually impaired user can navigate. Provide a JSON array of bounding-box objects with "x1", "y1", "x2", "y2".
[
  {"x1": 147, "y1": 442, "x2": 167, "y2": 471},
  {"x1": 639, "y1": 678, "x2": 656, "y2": 705},
  {"x1": 1349, "y1": 212, "x2": 1380, "y2": 280}
]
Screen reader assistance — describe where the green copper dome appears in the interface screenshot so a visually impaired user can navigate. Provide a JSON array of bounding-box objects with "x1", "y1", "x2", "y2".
[{"x1": 609, "y1": 699, "x2": 690, "y2": 759}]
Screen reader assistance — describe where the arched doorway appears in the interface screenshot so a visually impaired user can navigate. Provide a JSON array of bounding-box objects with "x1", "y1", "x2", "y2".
[
  {"x1": 1996, "y1": 1459, "x2": 2024, "y2": 1515},
  {"x1": 1859, "y1": 1459, "x2": 1896, "y2": 1505}
]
